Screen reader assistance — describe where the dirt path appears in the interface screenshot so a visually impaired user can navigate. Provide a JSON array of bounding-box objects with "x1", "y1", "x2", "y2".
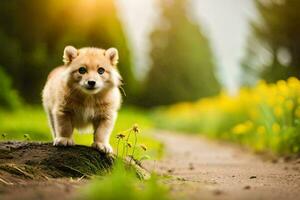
[{"x1": 143, "y1": 131, "x2": 300, "y2": 200}]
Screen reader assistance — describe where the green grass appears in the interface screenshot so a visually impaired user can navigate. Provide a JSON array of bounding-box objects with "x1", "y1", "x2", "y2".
[
  {"x1": 80, "y1": 160, "x2": 170, "y2": 200},
  {"x1": 0, "y1": 106, "x2": 163, "y2": 160}
]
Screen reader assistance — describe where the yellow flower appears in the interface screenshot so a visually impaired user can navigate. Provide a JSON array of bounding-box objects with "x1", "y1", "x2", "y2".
[
  {"x1": 245, "y1": 121, "x2": 253, "y2": 129},
  {"x1": 267, "y1": 98, "x2": 276, "y2": 106},
  {"x1": 249, "y1": 109, "x2": 259, "y2": 120},
  {"x1": 277, "y1": 80, "x2": 289, "y2": 96},
  {"x1": 287, "y1": 77, "x2": 300, "y2": 89},
  {"x1": 232, "y1": 121, "x2": 253, "y2": 135},
  {"x1": 232, "y1": 124, "x2": 247, "y2": 135},
  {"x1": 132, "y1": 124, "x2": 139, "y2": 133},
  {"x1": 140, "y1": 144, "x2": 147, "y2": 151},
  {"x1": 277, "y1": 95, "x2": 285, "y2": 104},
  {"x1": 295, "y1": 107, "x2": 300, "y2": 118},
  {"x1": 116, "y1": 133, "x2": 126, "y2": 139},
  {"x1": 257, "y1": 126, "x2": 266, "y2": 135},
  {"x1": 285, "y1": 100, "x2": 294, "y2": 111},
  {"x1": 272, "y1": 123, "x2": 281, "y2": 133},
  {"x1": 274, "y1": 106, "x2": 283, "y2": 118}
]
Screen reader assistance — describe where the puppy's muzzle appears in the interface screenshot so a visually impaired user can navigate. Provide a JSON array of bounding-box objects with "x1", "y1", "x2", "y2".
[{"x1": 86, "y1": 80, "x2": 96, "y2": 90}]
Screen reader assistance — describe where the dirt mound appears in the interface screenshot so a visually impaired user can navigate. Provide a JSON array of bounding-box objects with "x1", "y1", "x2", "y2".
[
  {"x1": 0, "y1": 141, "x2": 114, "y2": 182},
  {"x1": 0, "y1": 141, "x2": 149, "y2": 200}
]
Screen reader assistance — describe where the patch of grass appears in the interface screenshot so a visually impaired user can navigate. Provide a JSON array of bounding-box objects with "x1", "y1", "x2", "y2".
[
  {"x1": 79, "y1": 160, "x2": 170, "y2": 200},
  {"x1": 0, "y1": 106, "x2": 162, "y2": 159},
  {"x1": 0, "y1": 106, "x2": 50, "y2": 141}
]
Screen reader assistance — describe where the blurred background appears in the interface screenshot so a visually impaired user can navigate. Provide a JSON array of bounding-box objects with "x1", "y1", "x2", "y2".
[{"x1": 1, "y1": 0, "x2": 300, "y2": 156}]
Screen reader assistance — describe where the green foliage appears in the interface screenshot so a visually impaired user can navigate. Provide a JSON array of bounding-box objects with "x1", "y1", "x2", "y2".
[
  {"x1": 0, "y1": 0, "x2": 136, "y2": 104},
  {"x1": 0, "y1": 67, "x2": 21, "y2": 110},
  {"x1": 80, "y1": 160, "x2": 170, "y2": 200},
  {"x1": 141, "y1": 0, "x2": 220, "y2": 106},
  {"x1": 242, "y1": 0, "x2": 300, "y2": 84}
]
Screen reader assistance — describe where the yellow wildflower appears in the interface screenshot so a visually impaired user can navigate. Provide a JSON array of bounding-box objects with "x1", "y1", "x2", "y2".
[
  {"x1": 116, "y1": 133, "x2": 126, "y2": 139},
  {"x1": 245, "y1": 121, "x2": 253, "y2": 129},
  {"x1": 132, "y1": 124, "x2": 139, "y2": 133},
  {"x1": 257, "y1": 126, "x2": 266, "y2": 135},
  {"x1": 249, "y1": 109, "x2": 259, "y2": 120},
  {"x1": 140, "y1": 144, "x2": 147, "y2": 151},
  {"x1": 295, "y1": 107, "x2": 300, "y2": 118},
  {"x1": 287, "y1": 77, "x2": 300, "y2": 90},
  {"x1": 232, "y1": 124, "x2": 247, "y2": 135},
  {"x1": 277, "y1": 95, "x2": 285, "y2": 104},
  {"x1": 272, "y1": 123, "x2": 281, "y2": 133},
  {"x1": 277, "y1": 80, "x2": 289, "y2": 96},
  {"x1": 232, "y1": 121, "x2": 253, "y2": 135},
  {"x1": 274, "y1": 106, "x2": 283, "y2": 118},
  {"x1": 287, "y1": 77, "x2": 299, "y2": 85},
  {"x1": 267, "y1": 97, "x2": 276, "y2": 106},
  {"x1": 285, "y1": 100, "x2": 294, "y2": 111}
]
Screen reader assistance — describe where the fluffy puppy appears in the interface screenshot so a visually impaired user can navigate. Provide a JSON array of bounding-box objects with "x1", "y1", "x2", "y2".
[{"x1": 42, "y1": 46, "x2": 122, "y2": 153}]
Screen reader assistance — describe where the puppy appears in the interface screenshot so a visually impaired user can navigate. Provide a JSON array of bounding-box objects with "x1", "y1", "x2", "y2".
[{"x1": 42, "y1": 46, "x2": 122, "y2": 153}]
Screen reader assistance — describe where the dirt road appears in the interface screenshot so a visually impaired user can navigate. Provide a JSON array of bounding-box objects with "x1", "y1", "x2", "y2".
[{"x1": 144, "y1": 131, "x2": 300, "y2": 200}]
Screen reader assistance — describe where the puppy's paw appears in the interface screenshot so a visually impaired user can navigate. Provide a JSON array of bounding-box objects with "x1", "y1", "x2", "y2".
[
  {"x1": 53, "y1": 137, "x2": 75, "y2": 146},
  {"x1": 92, "y1": 142, "x2": 113, "y2": 154}
]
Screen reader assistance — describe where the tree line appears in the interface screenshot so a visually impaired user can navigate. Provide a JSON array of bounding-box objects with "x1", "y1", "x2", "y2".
[{"x1": 0, "y1": 0, "x2": 298, "y2": 109}]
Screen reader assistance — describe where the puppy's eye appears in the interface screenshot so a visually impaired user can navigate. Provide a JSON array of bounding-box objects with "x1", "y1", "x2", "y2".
[
  {"x1": 78, "y1": 67, "x2": 87, "y2": 74},
  {"x1": 98, "y1": 67, "x2": 105, "y2": 75}
]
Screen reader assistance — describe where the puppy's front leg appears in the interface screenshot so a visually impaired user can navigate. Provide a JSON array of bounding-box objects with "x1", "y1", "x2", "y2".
[
  {"x1": 92, "y1": 113, "x2": 117, "y2": 154},
  {"x1": 53, "y1": 110, "x2": 75, "y2": 146}
]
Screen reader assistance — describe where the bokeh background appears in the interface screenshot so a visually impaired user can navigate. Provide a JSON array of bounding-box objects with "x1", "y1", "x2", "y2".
[{"x1": 1, "y1": 0, "x2": 300, "y2": 156}]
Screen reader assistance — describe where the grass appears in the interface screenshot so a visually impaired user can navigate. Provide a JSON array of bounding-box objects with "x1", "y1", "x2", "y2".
[
  {"x1": 80, "y1": 160, "x2": 170, "y2": 200},
  {"x1": 154, "y1": 77, "x2": 300, "y2": 155},
  {"x1": 0, "y1": 106, "x2": 163, "y2": 160}
]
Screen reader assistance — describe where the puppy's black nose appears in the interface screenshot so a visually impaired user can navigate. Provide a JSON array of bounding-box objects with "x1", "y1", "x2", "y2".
[{"x1": 88, "y1": 81, "x2": 96, "y2": 87}]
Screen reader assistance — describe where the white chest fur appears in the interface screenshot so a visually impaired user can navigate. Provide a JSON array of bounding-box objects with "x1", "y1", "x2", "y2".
[
  {"x1": 72, "y1": 105, "x2": 97, "y2": 131},
  {"x1": 82, "y1": 106, "x2": 96, "y2": 122}
]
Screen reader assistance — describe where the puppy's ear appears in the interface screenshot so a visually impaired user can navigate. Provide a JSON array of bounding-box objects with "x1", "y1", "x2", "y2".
[
  {"x1": 63, "y1": 46, "x2": 78, "y2": 65},
  {"x1": 105, "y1": 48, "x2": 119, "y2": 66}
]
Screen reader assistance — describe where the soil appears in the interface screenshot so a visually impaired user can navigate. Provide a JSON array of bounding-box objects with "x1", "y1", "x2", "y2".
[
  {"x1": 0, "y1": 141, "x2": 114, "y2": 200},
  {"x1": 0, "y1": 141, "x2": 115, "y2": 178},
  {"x1": 1, "y1": 133, "x2": 300, "y2": 200},
  {"x1": 143, "y1": 131, "x2": 300, "y2": 200}
]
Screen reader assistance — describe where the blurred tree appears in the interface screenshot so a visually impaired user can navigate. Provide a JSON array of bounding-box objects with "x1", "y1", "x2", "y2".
[
  {"x1": 0, "y1": 0, "x2": 136, "y2": 104},
  {"x1": 140, "y1": 0, "x2": 220, "y2": 106},
  {"x1": 242, "y1": 0, "x2": 300, "y2": 84},
  {"x1": 0, "y1": 67, "x2": 21, "y2": 110}
]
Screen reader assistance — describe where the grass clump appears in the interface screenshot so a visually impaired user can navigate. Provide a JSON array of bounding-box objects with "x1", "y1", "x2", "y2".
[{"x1": 80, "y1": 160, "x2": 170, "y2": 200}]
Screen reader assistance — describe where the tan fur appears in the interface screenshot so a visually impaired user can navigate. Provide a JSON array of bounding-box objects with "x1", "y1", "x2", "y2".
[{"x1": 42, "y1": 46, "x2": 122, "y2": 153}]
